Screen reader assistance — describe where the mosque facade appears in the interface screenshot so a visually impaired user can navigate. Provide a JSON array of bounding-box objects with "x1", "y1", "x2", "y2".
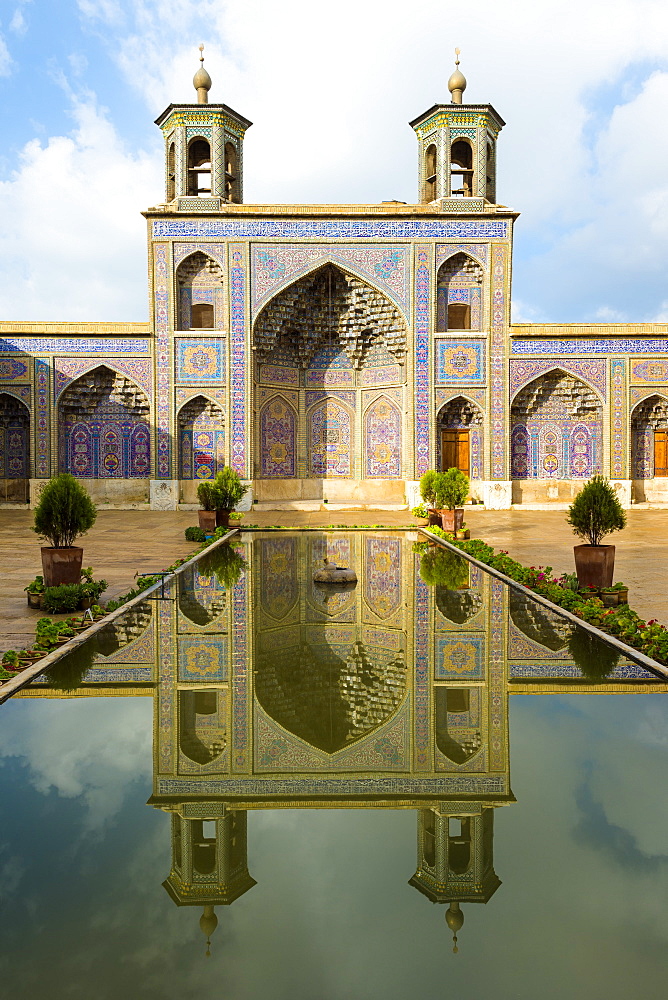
[{"x1": 1, "y1": 54, "x2": 667, "y2": 510}]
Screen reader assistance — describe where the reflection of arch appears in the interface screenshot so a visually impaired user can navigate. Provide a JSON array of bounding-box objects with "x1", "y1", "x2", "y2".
[
  {"x1": 178, "y1": 564, "x2": 226, "y2": 626},
  {"x1": 364, "y1": 396, "x2": 402, "y2": 478},
  {"x1": 435, "y1": 687, "x2": 482, "y2": 765},
  {"x1": 178, "y1": 395, "x2": 224, "y2": 480},
  {"x1": 436, "y1": 395, "x2": 483, "y2": 478},
  {"x1": 0, "y1": 392, "x2": 30, "y2": 492},
  {"x1": 631, "y1": 393, "x2": 668, "y2": 478},
  {"x1": 436, "y1": 253, "x2": 483, "y2": 331},
  {"x1": 178, "y1": 689, "x2": 226, "y2": 765},
  {"x1": 509, "y1": 590, "x2": 570, "y2": 651},
  {"x1": 258, "y1": 537, "x2": 299, "y2": 621},
  {"x1": 435, "y1": 586, "x2": 483, "y2": 625},
  {"x1": 308, "y1": 397, "x2": 353, "y2": 478},
  {"x1": 58, "y1": 365, "x2": 150, "y2": 478},
  {"x1": 176, "y1": 251, "x2": 224, "y2": 330},
  {"x1": 259, "y1": 395, "x2": 296, "y2": 478},
  {"x1": 510, "y1": 369, "x2": 602, "y2": 480}
]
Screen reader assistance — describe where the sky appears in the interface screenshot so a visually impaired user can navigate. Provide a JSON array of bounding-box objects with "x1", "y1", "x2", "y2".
[{"x1": 2, "y1": 0, "x2": 668, "y2": 324}]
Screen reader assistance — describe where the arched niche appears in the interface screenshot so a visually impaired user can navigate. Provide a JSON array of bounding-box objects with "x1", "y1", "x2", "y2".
[
  {"x1": 0, "y1": 392, "x2": 30, "y2": 502},
  {"x1": 178, "y1": 564, "x2": 227, "y2": 626},
  {"x1": 258, "y1": 394, "x2": 297, "y2": 479},
  {"x1": 436, "y1": 253, "x2": 483, "y2": 331},
  {"x1": 225, "y1": 141, "x2": 240, "y2": 203},
  {"x1": 510, "y1": 369, "x2": 603, "y2": 480},
  {"x1": 434, "y1": 687, "x2": 482, "y2": 766},
  {"x1": 436, "y1": 396, "x2": 483, "y2": 478},
  {"x1": 424, "y1": 143, "x2": 437, "y2": 201},
  {"x1": 178, "y1": 395, "x2": 224, "y2": 480},
  {"x1": 450, "y1": 137, "x2": 474, "y2": 196},
  {"x1": 178, "y1": 689, "x2": 226, "y2": 766},
  {"x1": 308, "y1": 396, "x2": 353, "y2": 478},
  {"x1": 58, "y1": 365, "x2": 150, "y2": 479},
  {"x1": 176, "y1": 251, "x2": 224, "y2": 330},
  {"x1": 364, "y1": 395, "x2": 402, "y2": 478},
  {"x1": 631, "y1": 393, "x2": 668, "y2": 479}
]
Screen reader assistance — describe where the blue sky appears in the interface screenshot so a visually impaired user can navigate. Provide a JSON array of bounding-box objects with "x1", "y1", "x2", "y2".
[{"x1": 2, "y1": 0, "x2": 668, "y2": 324}]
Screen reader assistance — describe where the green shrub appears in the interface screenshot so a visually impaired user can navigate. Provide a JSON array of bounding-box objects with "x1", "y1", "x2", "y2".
[
  {"x1": 566, "y1": 475, "x2": 626, "y2": 546},
  {"x1": 419, "y1": 547, "x2": 469, "y2": 589},
  {"x1": 439, "y1": 468, "x2": 470, "y2": 510},
  {"x1": 24, "y1": 575, "x2": 45, "y2": 595},
  {"x1": 198, "y1": 543, "x2": 247, "y2": 590},
  {"x1": 42, "y1": 584, "x2": 83, "y2": 614},
  {"x1": 419, "y1": 471, "x2": 439, "y2": 507},
  {"x1": 411, "y1": 503, "x2": 429, "y2": 519},
  {"x1": 185, "y1": 526, "x2": 207, "y2": 542},
  {"x1": 213, "y1": 466, "x2": 249, "y2": 509},
  {"x1": 33, "y1": 473, "x2": 97, "y2": 548},
  {"x1": 196, "y1": 481, "x2": 218, "y2": 511}
]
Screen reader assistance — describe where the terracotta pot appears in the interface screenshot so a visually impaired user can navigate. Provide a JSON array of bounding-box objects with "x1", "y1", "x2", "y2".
[
  {"x1": 198, "y1": 510, "x2": 217, "y2": 533},
  {"x1": 40, "y1": 547, "x2": 83, "y2": 588},
  {"x1": 78, "y1": 597, "x2": 94, "y2": 610},
  {"x1": 439, "y1": 508, "x2": 465, "y2": 533},
  {"x1": 27, "y1": 593, "x2": 43, "y2": 609},
  {"x1": 215, "y1": 509, "x2": 231, "y2": 528},
  {"x1": 601, "y1": 591, "x2": 619, "y2": 607},
  {"x1": 573, "y1": 544, "x2": 615, "y2": 589},
  {"x1": 616, "y1": 588, "x2": 629, "y2": 605},
  {"x1": 428, "y1": 509, "x2": 441, "y2": 526}
]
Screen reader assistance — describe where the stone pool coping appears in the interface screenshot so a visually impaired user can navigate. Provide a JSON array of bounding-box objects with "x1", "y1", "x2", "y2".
[
  {"x1": 418, "y1": 527, "x2": 668, "y2": 682},
  {"x1": 0, "y1": 528, "x2": 240, "y2": 705}
]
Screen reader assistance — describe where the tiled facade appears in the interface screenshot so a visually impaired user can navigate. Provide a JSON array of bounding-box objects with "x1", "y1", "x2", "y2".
[{"x1": 2, "y1": 77, "x2": 667, "y2": 508}]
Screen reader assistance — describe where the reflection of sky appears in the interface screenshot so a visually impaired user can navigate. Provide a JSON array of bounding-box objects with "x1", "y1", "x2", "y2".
[{"x1": 0, "y1": 694, "x2": 667, "y2": 998}]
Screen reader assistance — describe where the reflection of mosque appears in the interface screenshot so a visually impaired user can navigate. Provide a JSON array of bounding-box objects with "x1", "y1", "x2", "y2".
[{"x1": 22, "y1": 531, "x2": 668, "y2": 953}]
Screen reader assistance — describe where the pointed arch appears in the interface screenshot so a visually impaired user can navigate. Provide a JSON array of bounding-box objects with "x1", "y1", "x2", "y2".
[
  {"x1": 631, "y1": 392, "x2": 668, "y2": 479},
  {"x1": 510, "y1": 369, "x2": 602, "y2": 480},
  {"x1": 436, "y1": 252, "x2": 483, "y2": 331},
  {"x1": 510, "y1": 364, "x2": 605, "y2": 406},
  {"x1": 177, "y1": 394, "x2": 225, "y2": 480},
  {"x1": 307, "y1": 395, "x2": 353, "y2": 478},
  {"x1": 175, "y1": 250, "x2": 224, "y2": 330},
  {"x1": 58, "y1": 365, "x2": 151, "y2": 479},
  {"x1": 259, "y1": 393, "x2": 297, "y2": 479},
  {"x1": 436, "y1": 395, "x2": 484, "y2": 479},
  {"x1": 0, "y1": 391, "x2": 30, "y2": 495},
  {"x1": 363, "y1": 394, "x2": 402, "y2": 478}
]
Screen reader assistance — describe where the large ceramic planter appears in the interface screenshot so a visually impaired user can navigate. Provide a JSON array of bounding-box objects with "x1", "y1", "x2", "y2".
[
  {"x1": 215, "y1": 509, "x2": 231, "y2": 528},
  {"x1": 573, "y1": 544, "x2": 615, "y2": 589},
  {"x1": 198, "y1": 510, "x2": 217, "y2": 533},
  {"x1": 40, "y1": 547, "x2": 83, "y2": 588},
  {"x1": 439, "y1": 508, "x2": 465, "y2": 533},
  {"x1": 428, "y1": 509, "x2": 441, "y2": 526}
]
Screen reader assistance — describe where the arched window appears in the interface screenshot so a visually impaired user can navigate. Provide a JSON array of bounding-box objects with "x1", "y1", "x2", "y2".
[
  {"x1": 424, "y1": 143, "x2": 437, "y2": 201},
  {"x1": 187, "y1": 138, "x2": 211, "y2": 196},
  {"x1": 167, "y1": 142, "x2": 176, "y2": 201},
  {"x1": 447, "y1": 303, "x2": 471, "y2": 330},
  {"x1": 225, "y1": 142, "x2": 240, "y2": 203},
  {"x1": 178, "y1": 395, "x2": 224, "y2": 481},
  {"x1": 176, "y1": 252, "x2": 223, "y2": 330},
  {"x1": 450, "y1": 138, "x2": 473, "y2": 197},
  {"x1": 436, "y1": 253, "x2": 483, "y2": 332},
  {"x1": 631, "y1": 394, "x2": 668, "y2": 479}
]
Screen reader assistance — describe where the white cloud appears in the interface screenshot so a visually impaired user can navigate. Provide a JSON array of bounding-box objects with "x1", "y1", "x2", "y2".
[{"x1": 0, "y1": 33, "x2": 11, "y2": 76}]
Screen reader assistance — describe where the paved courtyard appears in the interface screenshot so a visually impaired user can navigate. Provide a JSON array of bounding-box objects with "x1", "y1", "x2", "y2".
[{"x1": 0, "y1": 505, "x2": 665, "y2": 654}]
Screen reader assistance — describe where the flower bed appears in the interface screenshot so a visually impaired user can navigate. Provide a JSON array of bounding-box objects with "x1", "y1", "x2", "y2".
[{"x1": 424, "y1": 525, "x2": 668, "y2": 666}]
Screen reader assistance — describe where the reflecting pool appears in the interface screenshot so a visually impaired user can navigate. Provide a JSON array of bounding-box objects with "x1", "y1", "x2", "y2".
[{"x1": 1, "y1": 531, "x2": 667, "y2": 999}]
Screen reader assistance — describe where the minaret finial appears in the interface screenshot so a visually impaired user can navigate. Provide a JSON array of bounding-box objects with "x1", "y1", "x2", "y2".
[
  {"x1": 448, "y1": 48, "x2": 467, "y2": 105},
  {"x1": 193, "y1": 43, "x2": 212, "y2": 105}
]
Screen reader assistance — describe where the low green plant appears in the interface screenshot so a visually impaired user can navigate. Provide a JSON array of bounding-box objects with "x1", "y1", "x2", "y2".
[
  {"x1": 2, "y1": 650, "x2": 20, "y2": 668},
  {"x1": 42, "y1": 584, "x2": 84, "y2": 614},
  {"x1": 33, "y1": 473, "x2": 97, "y2": 548},
  {"x1": 24, "y1": 575, "x2": 45, "y2": 595},
  {"x1": 185, "y1": 525, "x2": 207, "y2": 542},
  {"x1": 419, "y1": 547, "x2": 469, "y2": 589},
  {"x1": 411, "y1": 503, "x2": 429, "y2": 519},
  {"x1": 566, "y1": 475, "x2": 626, "y2": 546}
]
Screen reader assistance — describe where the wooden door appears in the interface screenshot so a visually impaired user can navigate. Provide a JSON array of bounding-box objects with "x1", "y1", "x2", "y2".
[
  {"x1": 655, "y1": 430, "x2": 668, "y2": 476},
  {"x1": 441, "y1": 429, "x2": 470, "y2": 474}
]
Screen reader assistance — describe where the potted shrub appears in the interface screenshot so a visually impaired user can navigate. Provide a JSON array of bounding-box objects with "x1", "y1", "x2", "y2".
[
  {"x1": 196, "y1": 481, "x2": 218, "y2": 534},
  {"x1": 33, "y1": 474, "x2": 97, "y2": 587},
  {"x1": 419, "y1": 470, "x2": 443, "y2": 526},
  {"x1": 436, "y1": 467, "x2": 469, "y2": 533},
  {"x1": 566, "y1": 475, "x2": 626, "y2": 589},
  {"x1": 419, "y1": 547, "x2": 470, "y2": 589},
  {"x1": 212, "y1": 466, "x2": 249, "y2": 528}
]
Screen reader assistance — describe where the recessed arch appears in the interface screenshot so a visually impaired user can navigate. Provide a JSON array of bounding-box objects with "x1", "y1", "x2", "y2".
[
  {"x1": 510, "y1": 369, "x2": 603, "y2": 480},
  {"x1": 436, "y1": 252, "x2": 483, "y2": 331},
  {"x1": 258, "y1": 393, "x2": 297, "y2": 479},
  {"x1": 0, "y1": 391, "x2": 30, "y2": 498},
  {"x1": 177, "y1": 394, "x2": 224, "y2": 480},
  {"x1": 510, "y1": 365, "x2": 604, "y2": 407},
  {"x1": 307, "y1": 395, "x2": 354, "y2": 478},
  {"x1": 631, "y1": 392, "x2": 668, "y2": 479},
  {"x1": 363, "y1": 394, "x2": 402, "y2": 478},
  {"x1": 176, "y1": 251, "x2": 224, "y2": 331},
  {"x1": 58, "y1": 365, "x2": 151, "y2": 479},
  {"x1": 436, "y1": 394, "x2": 484, "y2": 478},
  {"x1": 187, "y1": 136, "x2": 211, "y2": 197}
]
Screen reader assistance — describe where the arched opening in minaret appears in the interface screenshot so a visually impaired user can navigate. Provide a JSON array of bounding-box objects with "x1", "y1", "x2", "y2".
[
  {"x1": 450, "y1": 138, "x2": 473, "y2": 196},
  {"x1": 176, "y1": 251, "x2": 224, "y2": 330},
  {"x1": 225, "y1": 142, "x2": 239, "y2": 203},
  {"x1": 58, "y1": 366, "x2": 150, "y2": 479},
  {"x1": 187, "y1": 137, "x2": 211, "y2": 196},
  {"x1": 252, "y1": 263, "x2": 406, "y2": 496},
  {"x1": 631, "y1": 394, "x2": 668, "y2": 479},
  {"x1": 424, "y1": 143, "x2": 437, "y2": 201},
  {"x1": 436, "y1": 253, "x2": 483, "y2": 331},
  {"x1": 0, "y1": 392, "x2": 29, "y2": 503},
  {"x1": 448, "y1": 816, "x2": 472, "y2": 874},
  {"x1": 436, "y1": 396, "x2": 483, "y2": 478},
  {"x1": 485, "y1": 139, "x2": 496, "y2": 202},
  {"x1": 510, "y1": 369, "x2": 603, "y2": 480},
  {"x1": 167, "y1": 142, "x2": 176, "y2": 201}
]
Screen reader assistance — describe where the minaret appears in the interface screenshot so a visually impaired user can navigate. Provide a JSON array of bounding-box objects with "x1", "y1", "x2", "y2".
[
  {"x1": 154, "y1": 45, "x2": 252, "y2": 208},
  {"x1": 409, "y1": 50, "x2": 505, "y2": 205}
]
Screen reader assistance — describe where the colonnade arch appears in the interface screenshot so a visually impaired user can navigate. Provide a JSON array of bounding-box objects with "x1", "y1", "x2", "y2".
[{"x1": 436, "y1": 396, "x2": 484, "y2": 479}]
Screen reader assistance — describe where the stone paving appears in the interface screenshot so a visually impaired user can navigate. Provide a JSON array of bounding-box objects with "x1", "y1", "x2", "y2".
[{"x1": 1, "y1": 505, "x2": 666, "y2": 654}]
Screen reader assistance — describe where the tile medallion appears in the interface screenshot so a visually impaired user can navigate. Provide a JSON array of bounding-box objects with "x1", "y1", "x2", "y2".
[
  {"x1": 436, "y1": 340, "x2": 485, "y2": 383},
  {"x1": 175, "y1": 339, "x2": 225, "y2": 383}
]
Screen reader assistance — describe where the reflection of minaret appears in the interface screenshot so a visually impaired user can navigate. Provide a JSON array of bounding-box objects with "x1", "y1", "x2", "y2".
[
  {"x1": 409, "y1": 805, "x2": 501, "y2": 952},
  {"x1": 162, "y1": 806, "x2": 256, "y2": 954}
]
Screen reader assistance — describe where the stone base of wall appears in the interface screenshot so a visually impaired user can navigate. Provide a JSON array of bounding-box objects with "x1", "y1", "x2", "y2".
[
  {"x1": 253, "y1": 478, "x2": 406, "y2": 505},
  {"x1": 511, "y1": 479, "x2": 634, "y2": 508},
  {"x1": 179, "y1": 480, "x2": 254, "y2": 509},
  {"x1": 30, "y1": 477, "x2": 150, "y2": 508},
  {"x1": 633, "y1": 478, "x2": 668, "y2": 503}
]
